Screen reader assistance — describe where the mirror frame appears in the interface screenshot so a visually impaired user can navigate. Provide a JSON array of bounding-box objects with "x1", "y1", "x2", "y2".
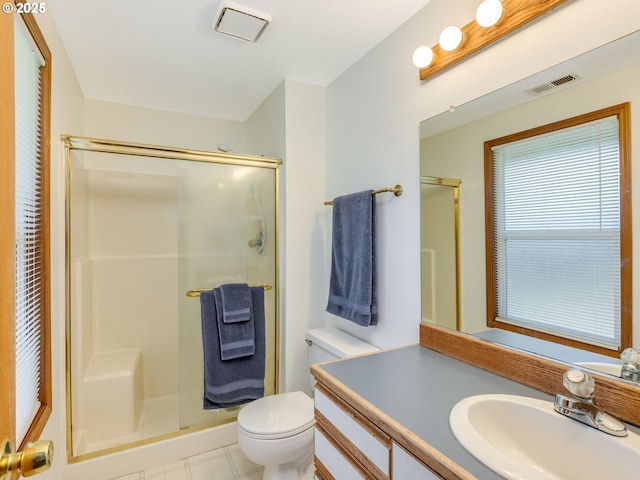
[{"x1": 420, "y1": 323, "x2": 640, "y2": 427}]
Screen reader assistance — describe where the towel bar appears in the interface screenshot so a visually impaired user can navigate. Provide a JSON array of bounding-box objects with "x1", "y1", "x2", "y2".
[
  {"x1": 324, "y1": 184, "x2": 403, "y2": 205},
  {"x1": 186, "y1": 284, "x2": 272, "y2": 297}
]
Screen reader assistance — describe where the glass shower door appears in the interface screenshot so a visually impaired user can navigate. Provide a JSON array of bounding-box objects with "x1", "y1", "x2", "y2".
[
  {"x1": 176, "y1": 161, "x2": 278, "y2": 429},
  {"x1": 65, "y1": 136, "x2": 280, "y2": 460}
]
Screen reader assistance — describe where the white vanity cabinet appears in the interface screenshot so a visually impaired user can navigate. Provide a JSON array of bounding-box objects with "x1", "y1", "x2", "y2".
[
  {"x1": 392, "y1": 443, "x2": 440, "y2": 479},
  {"x1": 311, "y1": 344, "x2": 567, "y2": 480},
  {"x1": 314, "y1": 385, "x2": 391, "y2": 479},
  {"x1": 313, "y1": 383, "x2": 444, "y2": 479}
]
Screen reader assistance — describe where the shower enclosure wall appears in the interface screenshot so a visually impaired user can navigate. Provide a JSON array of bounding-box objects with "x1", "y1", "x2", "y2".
[{"x1": 64, "y1": 136, "x2": 280, "y2": 461}]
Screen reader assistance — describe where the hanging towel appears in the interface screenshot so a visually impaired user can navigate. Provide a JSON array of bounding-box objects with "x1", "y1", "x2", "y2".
[
  {"x1": 214, "y1": 287, "x2": 255, "y2": 360},
  {"x1": 200, "y1": 286, "x2": 265, "y2": 409},
  {"x1": 326, "y1": 190, "x2": 378, "y2": 326},
  {"x1": 219, "y1": 283, "x2": 252, "y2": 323}
]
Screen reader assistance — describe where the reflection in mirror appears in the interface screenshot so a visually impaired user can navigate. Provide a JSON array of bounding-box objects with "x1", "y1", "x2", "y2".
[
  {"x1": 419, "y1": 30, "x2": 640, "y2": 384},
  {"x1": 484, "y1": 103, "x2": 631, "y2": 358},
  {"x1": 420, "y1": 177, "x2": 461, "y2": 331}
]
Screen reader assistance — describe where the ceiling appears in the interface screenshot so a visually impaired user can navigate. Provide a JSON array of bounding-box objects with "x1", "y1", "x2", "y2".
[{"x1": 47, "y1": 0, "x2": 432, "y2": 121}]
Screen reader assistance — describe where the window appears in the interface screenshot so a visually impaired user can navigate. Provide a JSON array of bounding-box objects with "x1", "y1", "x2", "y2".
[
  {"x1": 14, "y1": 6, "x2": 52, "y2": 446},
  {"x1": 485, "y1": 104, "x2": 631, "y2": 357}
]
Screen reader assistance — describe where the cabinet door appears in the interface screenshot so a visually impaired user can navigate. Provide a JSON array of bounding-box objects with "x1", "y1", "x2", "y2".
[
  {"x1": 315, "y1": 428, "x2": 367, "y2": 480},
  {"x1": 392, "y1": 443, "x2": 440, "y2": 479},
  {"x1": 314, "y1": 383, "x2": 392, "y2": 479}
]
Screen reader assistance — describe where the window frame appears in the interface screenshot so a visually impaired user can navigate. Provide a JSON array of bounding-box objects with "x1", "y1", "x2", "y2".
[
  {"x1": 484, "y1": 103, "x2": 632, "y2": 358},
  {"x1": 14, "y1": 2, "x2": 52, "y2": 449}
]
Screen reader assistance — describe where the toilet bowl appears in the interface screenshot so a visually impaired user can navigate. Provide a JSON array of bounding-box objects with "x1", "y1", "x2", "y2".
[
  {"x1": 237, "y1": 391, "x2": 315, "y2": 480},
  {"x1": 236, "y1": 327, "x2": 380, "y2": 479}
]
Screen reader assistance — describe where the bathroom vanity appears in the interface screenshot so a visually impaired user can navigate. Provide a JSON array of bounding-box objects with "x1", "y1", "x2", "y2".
[
  {"x1": 311, "y1": 319, "x2": 640, "y2": 479},
  {"x1": 312, "y1": 335, "x2": 640, "y2": 480},
  {"x1": 311, "y1": 345, "x2": 555, "y2": 479}
]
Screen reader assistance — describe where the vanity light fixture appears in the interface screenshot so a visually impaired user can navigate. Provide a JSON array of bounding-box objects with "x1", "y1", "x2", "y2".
[
  {"x1": 412, "y1": 45, "x2": 434, "y2": 68},
  {"x1": 415, "y1": 0, "x2": 571, "y2": 81},
  {"x1": 439, "y1": 26, "x2": 465, "y2": 51},
  {"x1": 475, "y1": 0, "x2": 504, "y2": 28}
]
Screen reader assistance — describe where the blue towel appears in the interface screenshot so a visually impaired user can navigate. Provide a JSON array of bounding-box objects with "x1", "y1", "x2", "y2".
[
  {"x1": 326, "y1": 190, "x2": 378, "y2": 326},
  {"x1": 219, "y1": 283, "x2": 252, "y2": 323},
  {"x1": 214, "y1": 288, "x2": 255, "y2": 360},
  {"x1": 200, "y1": 286, "x2": 265, "y2": 409}
]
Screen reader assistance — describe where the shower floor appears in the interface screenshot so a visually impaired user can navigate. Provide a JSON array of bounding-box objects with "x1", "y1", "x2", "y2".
[{"x1": 78, "y1": 394, "x2": 179, "y2": 455}]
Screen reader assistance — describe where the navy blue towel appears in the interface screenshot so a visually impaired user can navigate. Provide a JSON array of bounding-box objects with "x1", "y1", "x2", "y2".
[
  {"x1": 214, "y1": 287, "x2": 255, "y2": 360},
  {"x1": 219, "y1": 283, "x2": 252, "y2": 323},
  {"x1": 200, "y1": 286, "x2": 265, "y2": 409},
  {"x1": 326, "y1": 190, "x2": 378, "y2": 326}
]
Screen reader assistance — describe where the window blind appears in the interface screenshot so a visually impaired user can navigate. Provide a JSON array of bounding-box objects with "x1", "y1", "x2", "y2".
[
  {"x1": 492, "y1": 117, "x2": 621, "y2": 350},
  {"x1": 14, "y1": 15, "x2": 45, "y2": 443}
]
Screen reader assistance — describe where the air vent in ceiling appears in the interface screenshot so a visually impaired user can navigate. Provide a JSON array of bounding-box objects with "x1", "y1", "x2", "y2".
[
  {"x1": 213, "y1": 1, "x2": 271, "y2": 42},
  {"x1": 527, "y1": 74, "x2": 580, "y2": 95}
]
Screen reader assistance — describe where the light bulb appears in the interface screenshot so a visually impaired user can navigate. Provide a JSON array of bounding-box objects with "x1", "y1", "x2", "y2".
[
  {"x1": 412, "y1": 45, "x2": 434, "y2": 68},
  {"x1": 439, "y1": 26, "x2": 463, "y2": 51},
  {"x1": 476, "y1": 0, "x2": 504, "y2": 28}
]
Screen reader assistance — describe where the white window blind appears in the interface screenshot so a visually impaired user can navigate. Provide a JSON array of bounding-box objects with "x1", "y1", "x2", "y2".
[
  {"x1": 14, "y1": 15, "x2": 45, "y2": 443},
  {"x1": 492, "y1": 117, "x2": 621, "y2": 350}
]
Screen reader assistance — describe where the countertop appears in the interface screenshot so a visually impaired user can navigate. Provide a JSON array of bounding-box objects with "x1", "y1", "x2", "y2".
[{"x1": 315, "y1": 344, "x2": 556, "y2": 479}]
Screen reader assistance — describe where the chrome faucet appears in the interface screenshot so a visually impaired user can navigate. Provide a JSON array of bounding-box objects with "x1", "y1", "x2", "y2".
[
  {"x1": 553, "y1": 368, "x2": 628, "y2": 437},
  {"x1": 621, "y1": 347, "x2": 640, "y2": 383}
]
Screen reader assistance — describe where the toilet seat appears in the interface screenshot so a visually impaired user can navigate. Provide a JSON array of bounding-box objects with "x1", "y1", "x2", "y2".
[{"x1": 238, "y1": 391, "x2": 315, "y2": 440}]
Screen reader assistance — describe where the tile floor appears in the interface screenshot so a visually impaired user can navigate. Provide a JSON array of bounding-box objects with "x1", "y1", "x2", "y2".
[{"x1": 112, "y1": 444, "x2": 263, "y2": 480}]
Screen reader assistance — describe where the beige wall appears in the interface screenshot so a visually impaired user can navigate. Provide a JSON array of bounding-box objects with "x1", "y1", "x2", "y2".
[{"x1": 83, "y1": 98, "x2": 245, "y2": 152}]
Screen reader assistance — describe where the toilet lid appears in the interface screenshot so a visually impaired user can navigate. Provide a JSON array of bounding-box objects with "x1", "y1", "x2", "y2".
[{"x1": 238, "y1": 391, "x2": 315, "y2": 439}]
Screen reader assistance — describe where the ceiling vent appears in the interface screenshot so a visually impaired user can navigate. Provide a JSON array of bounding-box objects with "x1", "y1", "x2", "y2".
[
  {"x1": 527, "y1": 74, "x2": 580, "y2": 95},
  {"x1": 212, "y1": 1, "x2": 271, "y2": 42}
]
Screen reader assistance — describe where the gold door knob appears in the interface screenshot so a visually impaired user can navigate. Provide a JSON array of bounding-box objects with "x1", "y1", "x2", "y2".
[{"x1": 0, "y1": 439, "x2": 53, "y2": 479}]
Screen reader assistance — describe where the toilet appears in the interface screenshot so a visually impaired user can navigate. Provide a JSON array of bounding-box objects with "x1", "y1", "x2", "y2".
[{"x1": 237, "y1": 327, "x2": 380, "y2": 480}]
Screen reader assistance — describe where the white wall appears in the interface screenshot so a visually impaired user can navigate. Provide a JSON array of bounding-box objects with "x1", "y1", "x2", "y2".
[
  {"x1": 33, "y1": 7, "x2": 84, "y2": 480},
  {"x1": 246, "y1": 80, "x2": 327, "y2": 394},
  {"x1": 281, "y1": 80, "x2": 327, "y2": 394},
  {"x1": 322, "y1": 0, "x2": 640, "y2": 349},
  {"x1": 245, "y1": 82, "x2": 285, "y2": 159},
  {"x1": 83, "y1": 99, "x2": 245, "y2": 152}
]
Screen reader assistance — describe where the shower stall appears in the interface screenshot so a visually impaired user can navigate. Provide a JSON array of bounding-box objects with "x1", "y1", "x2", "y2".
[
  {"x1": 64, "y1": 136, "x2": 280, "y2": 461},
  {"x1": 420, "y1": 176, "x2": 461, "y2": 331}
]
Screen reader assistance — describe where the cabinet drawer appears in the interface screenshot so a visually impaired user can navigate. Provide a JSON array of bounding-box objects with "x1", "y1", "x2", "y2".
[
  {"x1": 315, "y1": 385, "x2": 390, "y2": 478},
  {"x1": 315, "y1": 428, "x2": 367, "y2": 480}
]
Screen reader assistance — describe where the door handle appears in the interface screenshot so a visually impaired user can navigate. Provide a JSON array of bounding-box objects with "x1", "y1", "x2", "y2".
[{"x1": 0, "y1": 439, "x2": 53, "y2": 479}]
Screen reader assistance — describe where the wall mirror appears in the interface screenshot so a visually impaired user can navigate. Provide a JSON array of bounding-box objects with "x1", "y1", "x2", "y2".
[{"x1": 419, "y1": 30, "x2": 640, "y2": 386}]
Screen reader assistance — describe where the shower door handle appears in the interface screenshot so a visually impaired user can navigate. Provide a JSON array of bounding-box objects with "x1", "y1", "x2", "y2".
[{"x1": 0, "y1": 439, "x2": 53, "y2": 479}]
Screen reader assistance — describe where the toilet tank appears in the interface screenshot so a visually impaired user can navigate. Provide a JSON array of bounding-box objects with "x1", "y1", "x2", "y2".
[{"x1": 306, "y1": 327, "x2": 380, "y2": 365}]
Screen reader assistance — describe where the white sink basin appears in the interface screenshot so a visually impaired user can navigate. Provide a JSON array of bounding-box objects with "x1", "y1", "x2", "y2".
[
  {"x1": 450, "y1": 394, "x2": 640, "y2": 479},
  {"x1": 575, "y1": 361, "x2": 622, "y2": 377}
]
